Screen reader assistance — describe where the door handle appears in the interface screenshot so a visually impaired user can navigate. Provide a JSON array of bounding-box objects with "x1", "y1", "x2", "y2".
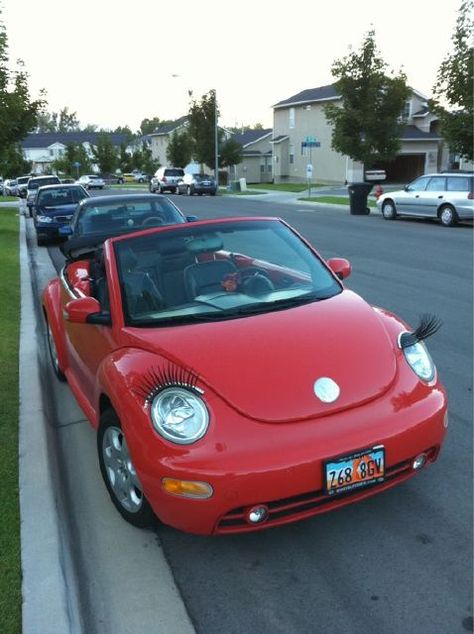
[
  {"x1": 438, "y1": 195, "x2": 443, "y2": 199},
  {"x1": 415, "y1": 195, "x2": 419, "y2": 198}
]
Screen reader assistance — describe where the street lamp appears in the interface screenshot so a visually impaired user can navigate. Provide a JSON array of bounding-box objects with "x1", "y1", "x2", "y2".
[{"x1": 171, "y1": 75, "x2": 219, "y2": 188}]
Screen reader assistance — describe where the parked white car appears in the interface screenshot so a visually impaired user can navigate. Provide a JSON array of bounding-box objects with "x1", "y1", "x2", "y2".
[
  {"x1": 76, "y1": 174, "x2": 105, "y2": 190},
  {"x1": 3, "y1": 179, "x2": 18, "y2": 196},
  {"x1": 377, "y1": 172, "x2": 474, "y2": 227}
]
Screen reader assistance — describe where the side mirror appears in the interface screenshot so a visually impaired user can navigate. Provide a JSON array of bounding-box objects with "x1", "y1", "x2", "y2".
[
  {"x1": 64, "y1": 297, "x2": 111, "y2": 325},
  {"x1": 327, "y1": 257, "x2": 351, "y2": 280},
  {"x1": 59, "y1": 225, "x2": 73, "y2": 236},
  {"x1": 186, "y1": 215, "x2": 198, "y2": 222}
]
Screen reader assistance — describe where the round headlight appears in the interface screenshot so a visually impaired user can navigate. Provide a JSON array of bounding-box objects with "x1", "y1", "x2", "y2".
[
  {"x1": 403, "y1": 341, "x2": 435, "y2": 382},
  {"x1": 37, "y1": 215, "x2": 53, "y2": 223},
  {"x1": 150, "y1": 387, "x2": 209, "y2": 444}
]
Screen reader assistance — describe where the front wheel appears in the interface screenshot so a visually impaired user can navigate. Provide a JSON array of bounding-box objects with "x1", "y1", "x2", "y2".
[
  {"x1": 382, "y1": 200, "x2": 397, "y2": 220},
  {"x1": 98, "y1": 409, "x2": 155, "y2": 528},
  {"x1": 439, "y1": 205, "x2": 458, "y2": 227}
]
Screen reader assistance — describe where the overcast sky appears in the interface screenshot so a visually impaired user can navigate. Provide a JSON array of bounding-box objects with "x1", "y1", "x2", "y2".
[{"x1": 1, "y1": 0, "x2": 460, "y2": 132}]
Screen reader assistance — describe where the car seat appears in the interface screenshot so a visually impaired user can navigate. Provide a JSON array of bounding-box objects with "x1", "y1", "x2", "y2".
[{"x1": 183, "y1": 260, "x2": 238, "y2": 300}]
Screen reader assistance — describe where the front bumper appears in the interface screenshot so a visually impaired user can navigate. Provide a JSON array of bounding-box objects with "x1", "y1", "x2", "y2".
[{"x1": 126, "y1": 377, "x2": 447, "y2": 535}]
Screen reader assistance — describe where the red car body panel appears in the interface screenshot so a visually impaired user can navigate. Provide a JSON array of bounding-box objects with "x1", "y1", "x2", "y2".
[{"x1": 42, "y1": 217, "x2": 448, "y2": 534}]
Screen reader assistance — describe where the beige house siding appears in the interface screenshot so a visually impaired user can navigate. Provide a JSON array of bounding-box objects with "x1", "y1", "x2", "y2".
[
  {"x1": 232, "y1": 135, "x2": 273, "y2": 183},
  {"x1": 272, "y1": 88, "x2": 449, "y2": 184},
  {"x1": 273, "y1": 103, "x2": 346, "y2": 184}
]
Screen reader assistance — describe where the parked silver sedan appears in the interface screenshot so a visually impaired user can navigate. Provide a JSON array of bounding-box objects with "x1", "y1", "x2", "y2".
[{"x1": 377, "y1": 172, "x2": 474, "y2": 227}]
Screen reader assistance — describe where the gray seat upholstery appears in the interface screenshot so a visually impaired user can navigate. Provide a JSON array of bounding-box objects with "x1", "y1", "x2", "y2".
[
  {"x1": 120, "y1": 247, "x2": 164, "y2": 315},
  {"x1": 183, "y1": 259, "x2": 238, "y2": 299}
]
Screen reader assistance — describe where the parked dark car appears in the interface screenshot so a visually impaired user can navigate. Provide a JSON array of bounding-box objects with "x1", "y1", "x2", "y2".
[
  {"x1": 34, "y1": 184, "x2": 90, "y2": 246},
  {"x1": 177, "y1": 173, "x2": 217, "y2": 196},
  {"x1": 26, "y1": 175, "x2": 62, "y2": 216},
  {"x1": 59, "y1": 194, "x2": 197, "y2": 254}
]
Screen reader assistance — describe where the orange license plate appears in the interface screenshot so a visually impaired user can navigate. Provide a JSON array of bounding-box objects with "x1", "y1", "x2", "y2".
[{"x1": 325, "y1": 446, "x2": 385, "y2": 496}]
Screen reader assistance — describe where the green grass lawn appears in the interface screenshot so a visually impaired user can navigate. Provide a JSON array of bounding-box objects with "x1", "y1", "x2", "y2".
[
  {"x1": 1, "y1": 196, "x2": 18, "y2": 202},
  {"x1": 0, "y1": 208, "x2": 21, "y2": 633},
  {"x1": 109, "y1": 183, "x2": 148, "y2": 189},
  {"x1": 298, "y1": 195, "x2": 377, "y2": 208},
  {"x1": 246, "y1": 183, "x2": 324, "y2": 193},
  {"x1": 220, "y1": 189, "x2": 267, "y2": 196}
]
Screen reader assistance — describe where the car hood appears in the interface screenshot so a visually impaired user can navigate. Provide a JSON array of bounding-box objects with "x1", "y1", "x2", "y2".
[{"x1": 127, "y1": 290, "x2": 398, "y2": 422}]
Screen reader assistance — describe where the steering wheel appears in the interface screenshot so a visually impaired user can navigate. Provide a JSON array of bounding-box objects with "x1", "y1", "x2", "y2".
[
  {"x1": 142, "y1": 216, "x2": 164, "y2": 227},
  {"x1": 240, "y1": 267, "x2": 275, "y2": 295}
]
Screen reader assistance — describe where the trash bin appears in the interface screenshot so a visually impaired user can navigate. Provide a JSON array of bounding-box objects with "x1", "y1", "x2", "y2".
[
  {"x1": 348, "y1": 182, "x2": 372, "y2": 215},
  {"x1": 229, "y1": 180, "x2": 240, "y2": 192}
]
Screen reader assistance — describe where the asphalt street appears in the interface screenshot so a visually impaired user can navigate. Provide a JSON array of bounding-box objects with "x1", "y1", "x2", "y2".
[{"x1": 40, "y1": 190, "x2": 473, "y2": 634}]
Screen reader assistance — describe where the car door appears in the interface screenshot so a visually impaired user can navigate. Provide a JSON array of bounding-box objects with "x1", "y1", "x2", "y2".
[
  {"x1": 61, "y1": 263, "x2": 116, "y2": 406},
  {"x1": 397, "y1": 176, "x2": 431, "y2": 214},
  {"x1": 418, "y1": 176, "x2": 447, "y2": 217}
]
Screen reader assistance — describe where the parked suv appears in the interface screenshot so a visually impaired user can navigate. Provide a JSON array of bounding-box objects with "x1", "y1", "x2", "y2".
[
  {"x1": 26, "y1": 175, "x2": 62, "y2": 216},
  {"x1": 150, "y1": 167, "x2": 185, "y2": 194},
  {"x1": 177, "y1": 173, "x2": 217, "y2": 196},
  {"x1": 377, "y1": 172, "x2": 474, "y2": 227}
]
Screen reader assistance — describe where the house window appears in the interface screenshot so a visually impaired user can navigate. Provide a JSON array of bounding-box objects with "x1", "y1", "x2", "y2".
[
  {"x1": 267, "y1": 163, "x2": 272, "y2": 173},
  {"x1": 49, "y1": 149, "x2": 54, "y2": 157},
  {"x1": 289, "y1": 107, "x2": 295, "y2": 129},
  {"x1": 289, "y1": 144, "x2": 295, "y2": 164},
  {"x1": 260, "y1": 164, "x2": 265, "y2": 173},
  {"x1": 402, "y1": 100, "x2": 411, "y2": 120}
]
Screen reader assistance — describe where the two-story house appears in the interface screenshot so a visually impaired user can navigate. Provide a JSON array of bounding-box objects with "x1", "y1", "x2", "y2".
[{"x1": 272, "y1": 84, "x2": 448, "y2": 184}]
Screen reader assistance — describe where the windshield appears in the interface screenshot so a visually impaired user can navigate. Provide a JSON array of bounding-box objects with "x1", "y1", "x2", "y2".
[
  {"x1": 114, "y1": 220, "x2": 341, "y2": 326},
  {"x1": 37, "y1": 187, "x2": 87, "y2": 206},
  {"x1": 76, "y1": 198, "x2": 185, "y2": 236},
  {"x1": 29, "y1": 177, "x2": 60, "y2": 190},
  {"x1": 17, "y1": 177, "x2": 30, "y2": 185},
  {"x1": 164, "y1": 169, "x2": 184, "y2": 177}
]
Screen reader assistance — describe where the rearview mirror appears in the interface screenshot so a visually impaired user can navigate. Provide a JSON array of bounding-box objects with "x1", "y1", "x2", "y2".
[
  {"x1": 327, "y1": 258, "x2": 351, "y2": 280},
  {"x1": 186, "y1": 215, "x2": 198, "y2": 222},
  {"x1": 64, "y1": 297, "x2": 111, "y2": 325}
]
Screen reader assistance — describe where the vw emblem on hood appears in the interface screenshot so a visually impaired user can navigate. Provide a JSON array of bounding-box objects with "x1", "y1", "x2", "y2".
[{"x1": 314, "y1": 377, "x2": 340, "y2": 403}]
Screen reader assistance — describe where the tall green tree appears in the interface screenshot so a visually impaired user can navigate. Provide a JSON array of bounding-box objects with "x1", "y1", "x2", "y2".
[
  {"x1": 166, "y1": 130, "x2": 193, "y2": 167},
  {"x1": 93, "y1": 132, "x2": 118, "y2": 173},
  {"x1": 0, "y1": 11, "x2": 45, "y2": 171},
  {"x1": 57, "y1": 107, "x2": 80, "y2": 132},
  {"x1": 140, "y1": 117, "x2": 164, "y2": 135},
  {"x1": 324, "y1": 30, "x2": 409, "y2": 167},
  {"x1": 431, "y1": 0, "x2": 473, "y2": 161},
  {"x1": 118, "y1": 143, "x2": 133, "y2": 172},
  {"x1": 187, "y1": 90, "x2": 222, "y2": 170}
]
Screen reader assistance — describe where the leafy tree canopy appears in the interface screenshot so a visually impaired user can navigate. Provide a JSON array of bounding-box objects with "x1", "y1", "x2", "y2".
[
  {"x1": 35, "y1": 107, "x2": 80, "y2": 132},
  {"x1": 166, "y1": 130, "x2": 194, "y2": 168},
  {"x1": 92, "y1": 133, "x2": 118, "y2": 174},
  {"x1": 324, "y1": 30, "x2": 410, "y2": 166},
  {"x1": 219, "y1": 137, "x2": 243, "y2": 168},
  {"x1": 51, "y1": 142, "x2": 93, "y2": 177},
  {"x1": 187, "y1": 90, "x2": 222, "y2": 170},
  {"x1": 431, "y1": 0, "x2": 473, "y2": 160}
]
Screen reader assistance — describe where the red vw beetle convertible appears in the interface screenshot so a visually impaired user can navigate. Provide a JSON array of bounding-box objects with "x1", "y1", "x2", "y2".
[{"x1": 42, "y1": 217, "x2": 447, "y2": 534}]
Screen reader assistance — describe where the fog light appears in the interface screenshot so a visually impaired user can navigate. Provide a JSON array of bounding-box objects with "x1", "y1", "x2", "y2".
[
  {"x1": 412, "y1": 453, "x2": 427, "y2": 470},
  {"x1": 161, "y1": 478, "x2": 213, "y2": 499},
  {"x1": 246, "y1": 505, "x2": 269, "y2": 524}
]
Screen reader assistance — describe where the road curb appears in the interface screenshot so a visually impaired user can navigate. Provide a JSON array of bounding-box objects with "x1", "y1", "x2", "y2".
[{"x1": 19, "y1": 213, "x2": 83, "y2": 633}]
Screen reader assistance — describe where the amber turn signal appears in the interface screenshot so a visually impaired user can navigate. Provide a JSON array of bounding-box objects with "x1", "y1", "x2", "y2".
[{"x1": 161, "y1": 478, "x2": 213, "y2": 499}]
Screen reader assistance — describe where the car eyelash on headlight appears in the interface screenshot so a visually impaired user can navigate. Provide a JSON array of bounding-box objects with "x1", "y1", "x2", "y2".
[
  {"x1": 133, "y1": 362, "x2": 203, "y2": 404},
  {"x1": 399, "y1": 313, "x2": 442, "y2": 349}
]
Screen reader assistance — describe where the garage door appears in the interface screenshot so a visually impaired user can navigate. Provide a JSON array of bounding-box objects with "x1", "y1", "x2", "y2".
[{"x1": 373, "y1": 154, "x2": 425, "y2": 183}]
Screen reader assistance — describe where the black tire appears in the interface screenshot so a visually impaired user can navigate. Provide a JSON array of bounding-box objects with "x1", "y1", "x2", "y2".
[
  {"x1": 439, "y1": 204, "x2": 458, "y2": 227},
  {"x1": 37, "y1": 234, "x2": 48, "y2": 247},
  {"x1": 98, "y1": 409, "x2": 155, "y2": 528},
  {"x1": 382, "y1": 199, "x2": 397, "y2": 220},
  {"x1": 46, "y1": 318, "x2": 66, "y2": 381},
  {"x1": 210, "y1": 191, "x2": 216, "y2": 196}
]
